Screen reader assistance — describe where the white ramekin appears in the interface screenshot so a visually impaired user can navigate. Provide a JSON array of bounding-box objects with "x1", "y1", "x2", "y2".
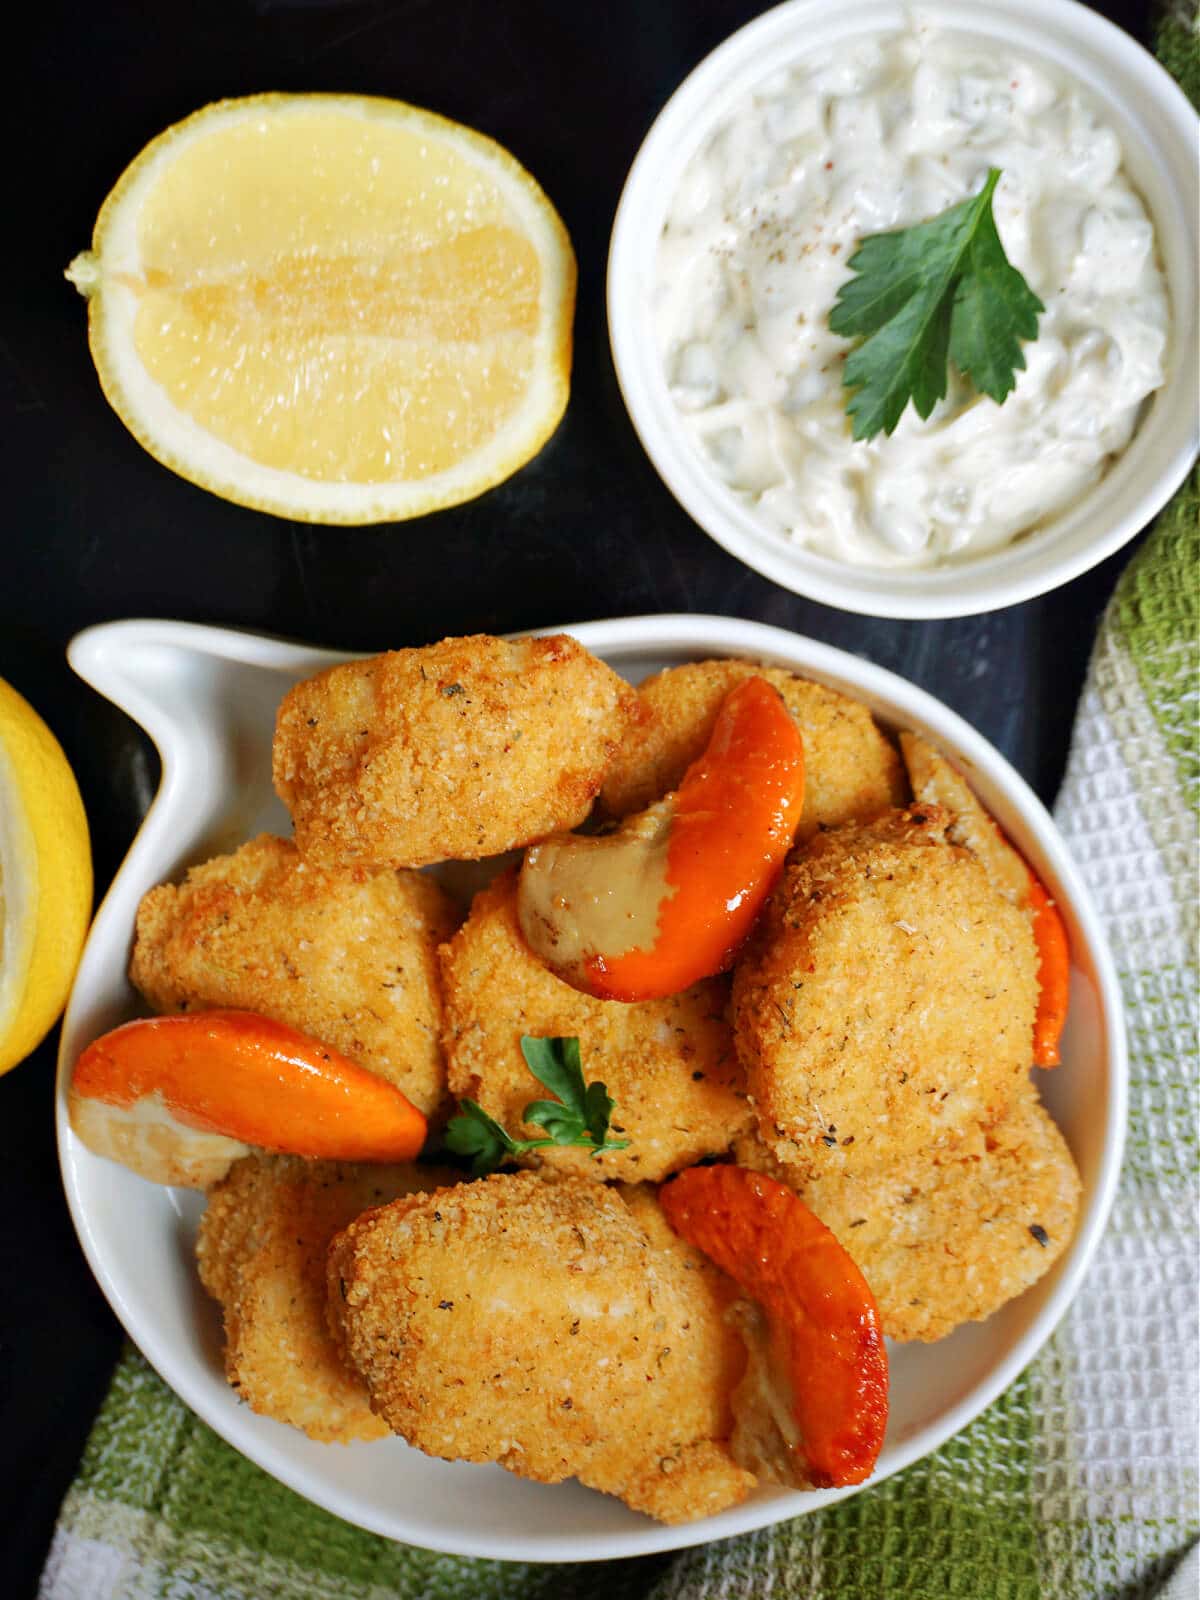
[{"x1": 608, "y1": 0, "x2": 1199, "y2": 618}]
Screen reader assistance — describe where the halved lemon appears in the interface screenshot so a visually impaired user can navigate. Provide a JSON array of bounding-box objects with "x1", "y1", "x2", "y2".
[
  {"x1": 66, "y1": 94, "x2": 576, "y2": 523},
  {"x1": 0, "y1": 679, "x2": 92, "y2": 1075}
]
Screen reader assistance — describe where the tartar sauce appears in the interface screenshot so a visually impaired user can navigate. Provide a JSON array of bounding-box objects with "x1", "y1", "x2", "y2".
[{"x1": 654, "y1": 25, "x2": 1170, "y2": 568}]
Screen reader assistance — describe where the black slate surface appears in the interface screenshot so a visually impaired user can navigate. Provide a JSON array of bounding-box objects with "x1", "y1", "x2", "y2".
[{"x1": 0, "y1": 1, "x2": 1154, "y2": 1592}]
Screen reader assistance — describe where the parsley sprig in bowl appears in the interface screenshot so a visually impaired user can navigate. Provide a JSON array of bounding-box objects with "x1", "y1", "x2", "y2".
[
  {"x1": 446, "y1": 1035, "x2": 629, "y2": 1174},
  {"x1": 830, "y1": 170, "x2": 1043, "y2": 442}
]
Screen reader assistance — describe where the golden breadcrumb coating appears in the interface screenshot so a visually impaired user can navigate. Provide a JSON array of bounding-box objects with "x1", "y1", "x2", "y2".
[
  {"x1": 899, "y1": 731, "x2": 1030, "y2": 903},
  {"x1": 273, "y1": 634, "x2": 637, "y2": 869},
  {"x1": 732, "y1": 1078, "x2": 1080, "y2": 1341},
  {"x1": 439, "y1": 871, "x2": 753, "y2": 1181},
  {"x1": 326, "y1": 1171, "x2": 755, "y2": 1522},
  {"x1": 598, "y1": 659, "x2": 906, "y2": 839},
  {"x1": 197, "y1": 1154, "x2": 452, "y2": 1442},
  {"x1": 130, "y1": 834, "x2": 458, "y2": 1119},
  {"x1": 732, "y1": 807, "x2": 1038, "y2": 1179}
]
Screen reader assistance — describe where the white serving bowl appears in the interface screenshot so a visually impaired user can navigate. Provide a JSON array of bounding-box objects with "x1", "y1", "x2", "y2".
[
  {"x1": 58, "y1": 615, "x2": 1125, "y2": 1561},
  {"x1": 608, "y1": 0, "x2": 1199, "y2": 618}
]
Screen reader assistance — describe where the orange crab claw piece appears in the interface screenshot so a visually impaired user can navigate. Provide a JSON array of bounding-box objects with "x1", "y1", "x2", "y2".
[
  {"x1": 660, "y1": 1163, "x2": 888, "y2": 1488},
  {"x1": 518, "y1": 675, "x2": 805, "y2": 1002},
  {"x1": 1026, "y1": 872, "x2": 1069, "y2": 1067},
  {"x1": 71, "y1": 1010, "x2": 427, "y2": 1164}
]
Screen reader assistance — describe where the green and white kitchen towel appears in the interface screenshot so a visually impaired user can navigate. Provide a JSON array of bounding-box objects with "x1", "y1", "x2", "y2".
[{"x1": 38, "y1": 13, "x2": 1200, "y2": 1591}]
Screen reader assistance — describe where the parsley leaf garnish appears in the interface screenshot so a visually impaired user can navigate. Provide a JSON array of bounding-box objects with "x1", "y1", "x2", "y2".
[
  {"x1": 444, "y1": 1098, "x2": 518, "y2": 1172},
  {"x1": 444, "y1": 1035, "x2": 629, "y2": 1177},
  {"x1": 829, "y1": 169, "x2": 1044, "y2": 441}
]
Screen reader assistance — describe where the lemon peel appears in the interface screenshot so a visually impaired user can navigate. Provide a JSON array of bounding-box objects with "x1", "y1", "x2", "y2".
[{"x1": 0, "y1": 679, "x2": 92, "y2": 1074}]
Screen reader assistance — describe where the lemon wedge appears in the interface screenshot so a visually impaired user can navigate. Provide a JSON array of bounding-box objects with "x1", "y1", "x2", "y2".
[
  {"x1": 0, "y1": 679, "x2": 92, "y2": 1075},
  {"x1": 66, "y1": 94, "x2": 576, "y2": 523}
]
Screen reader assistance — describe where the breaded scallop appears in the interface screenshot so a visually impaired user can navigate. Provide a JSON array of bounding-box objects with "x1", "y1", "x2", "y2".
[
  {"x1": 273, "y1": 634, "x2": 637, "y2": 869},
  {"x1": 130, "y1": 834, "x2": 458, "y2": 1118},
  {"x1": 598, "y1": 658, "x2": 906, "y2": 839},
  {"x1": 732, "y1": 807, "x2": 1038, "y2": 1178},
  {"x1": 733, "y1": 1078, "x2": 1080, "y2": 1341},
  {"x1": 439, "y1": 871, "x2": 753, "y2": 1181},
  {"x1": 326, "y1": 1171, "x2": 755, "y2": 1522},
  {"x1": 197, "y1": 1153, "x2": 452, "y2": 1442},
  {"x1": 900, "y1": 731, "x2": 1030, "y2": 903}
]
